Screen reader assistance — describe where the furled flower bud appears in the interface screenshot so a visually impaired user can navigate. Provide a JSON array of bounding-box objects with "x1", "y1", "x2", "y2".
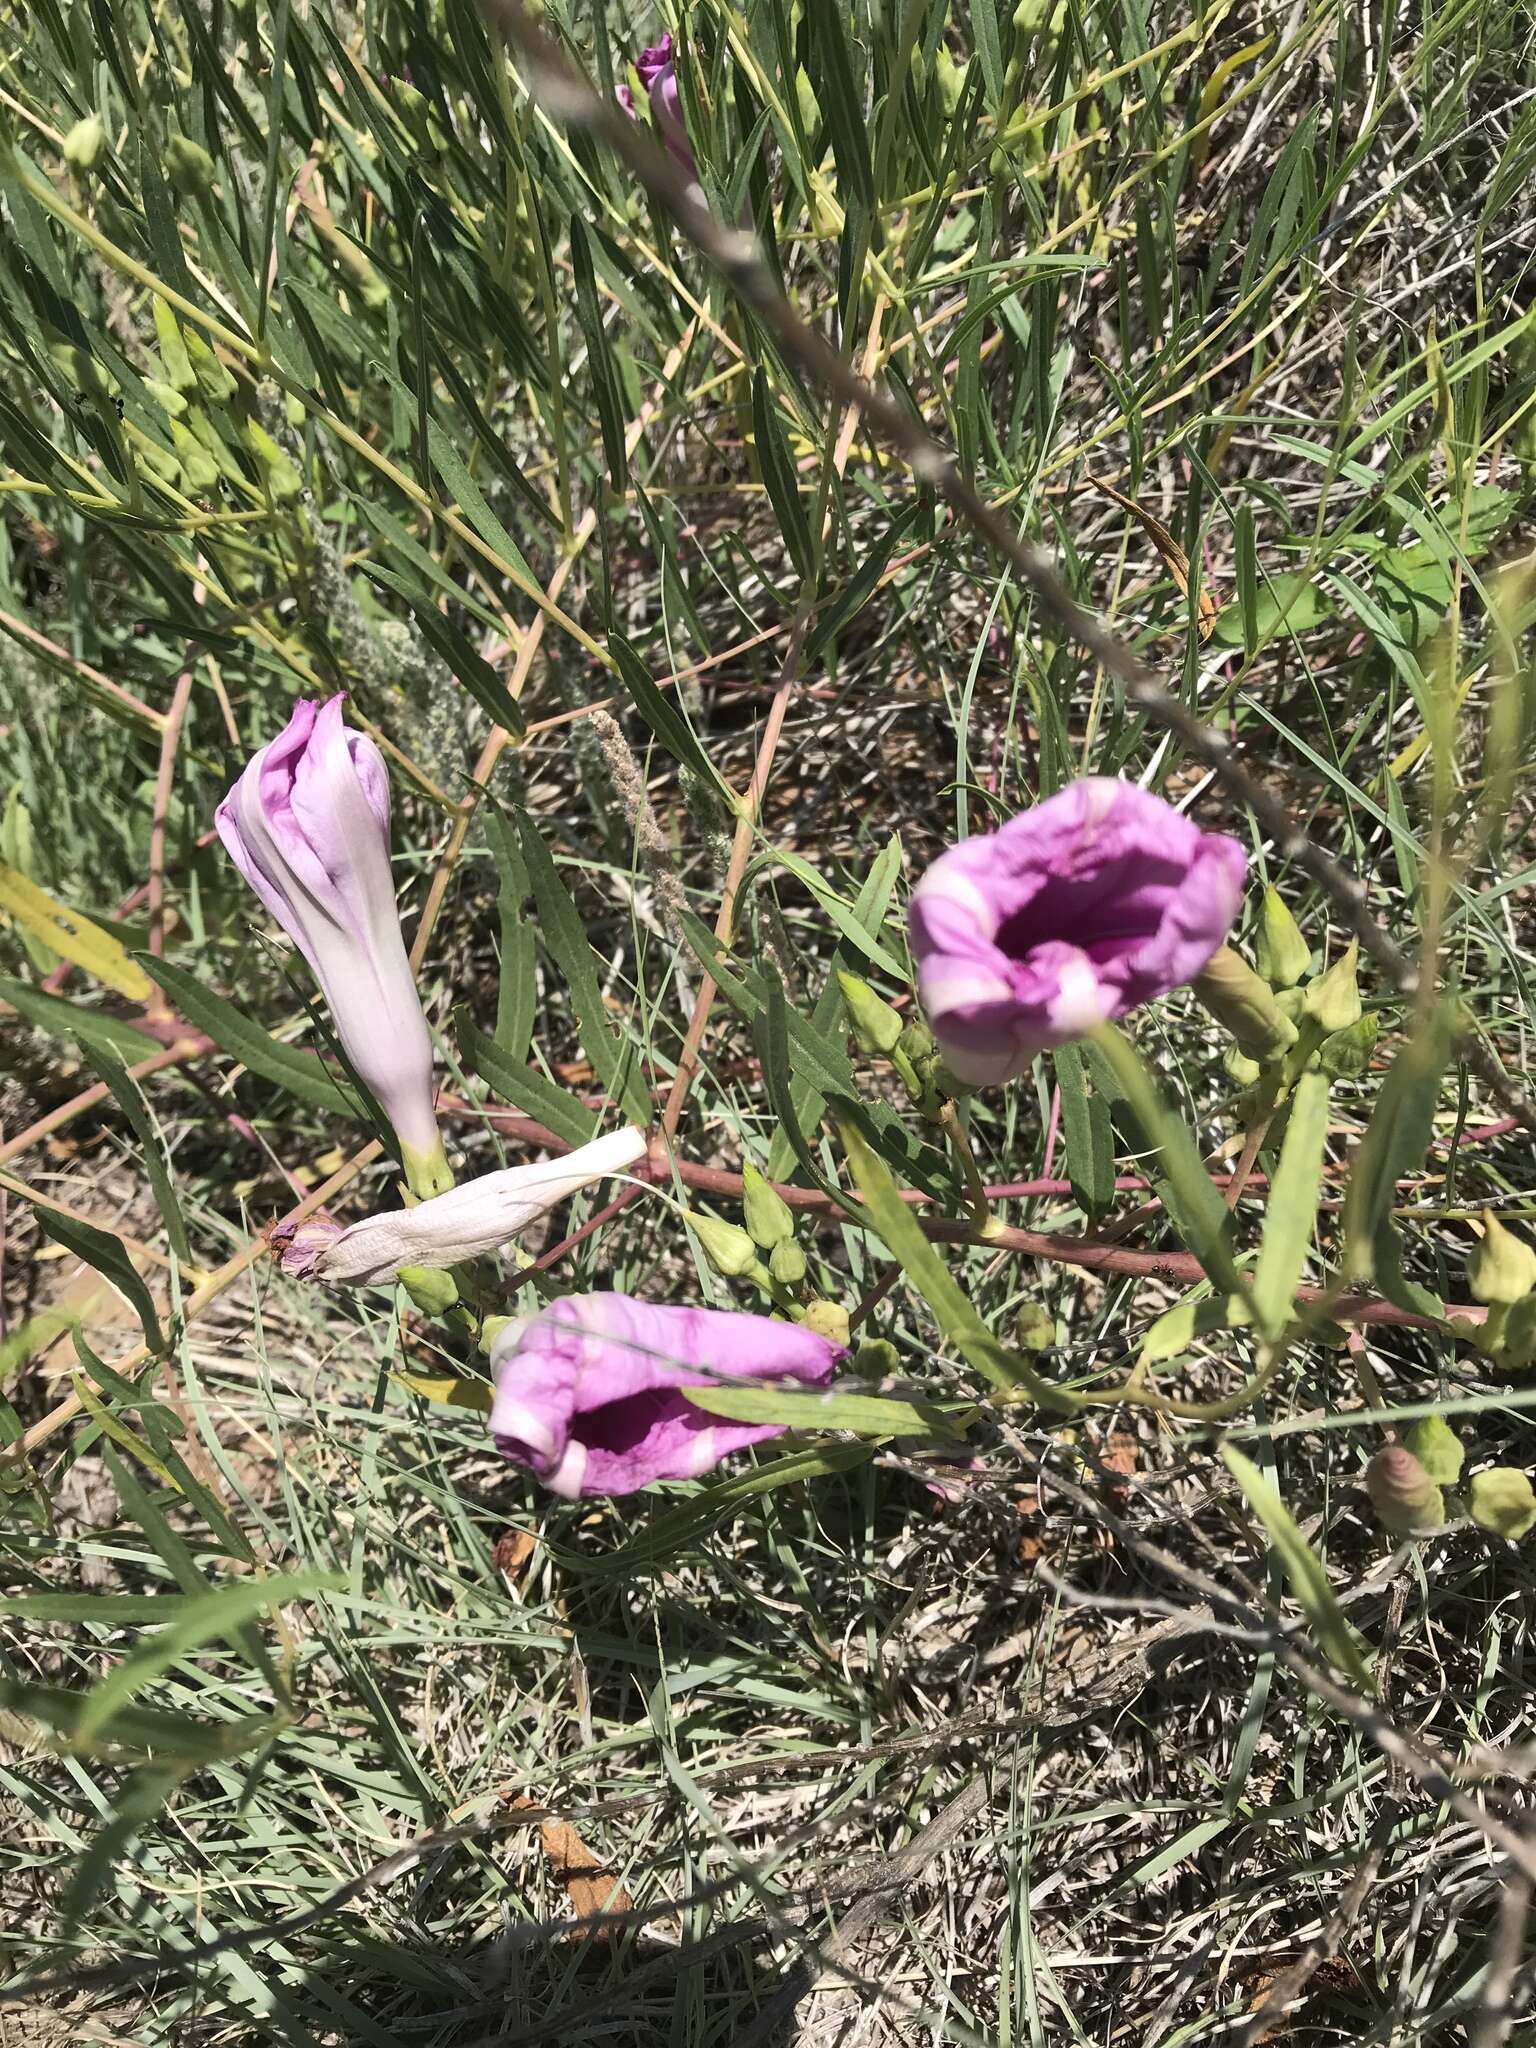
[
  {"x1": 488, "y1": 1293, "x2": 842, "y2": 1496},
  {"x1": 634, "y1": 36, "x2": 698, "y2": 178},
  {"x1": 1254, "y1": 887, "x2": 1312, "y2": 989},
  {"x1": 837, "y1": 971, "x2": 903, "y2": 1056},
  {"x1": 1192, "y1": 945, "x2": 1298, "y2": 1057},
  {"x1": 268, "y1": 1213, "x2": 344, "y2": 1277},
  {"x1": 63, "y1": 114, "x2": 106, "y2": 172},
  {"x1": 1468, "y1": 1212, "x2": 1536, "y2": 1306},
  {"x1": 1302, "y1": 943, "x2": 1362, "y2": 1034},
  {"x1": 852, "y1": 1337, "x2": 899, "y2": 1376},
  {"x1": 1404, "y1": 1415, "x2": 1464, "y2": 1487},
  {"x1": 1365, "y1": 1444, "x2": 1445, "y2": 1534},
  {"x1": 907, "y1": 779, "x2": 1246, "y2": 1085},
  {"x1": 1468, "y1": 1466, "x2": 1536, "y2": 1540},
  {"x1": 216, "y1": 696, "x2": 447, "y2": 1190},
  {"x1": 687, "y1": 1210, "x2": 765, "y2": 1280},
  {"x1": 741, "y1": 1161, "x2": 794, "y2": 1248},
  {"x1": 165, "y1": 133, "x2": 217, "y2": 197},
  {"x1": 282, "y1": 1128, "x2": 647, "y2": 1285}
]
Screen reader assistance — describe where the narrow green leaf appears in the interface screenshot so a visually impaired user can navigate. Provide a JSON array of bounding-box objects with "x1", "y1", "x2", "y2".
[
  {"x1": 0, "y1": 1671, "x2": 279, "y2": 1761},
  {"x1": 751, "y1": 366, "x2": 814, "y2": 579},
  {"x1": 460, "y1": 1020, "x2": 599, "y2": 1148},
  {"x1": 570, "y1": 213, "x2": 628, "y2": 492},
  {"x1": 1221, "y1": 1445, "x2": 1373, "y2": 1688},
  {"x1": 1341, "y1": 1002, "x2": 1454, "y2": 1313},
  {"x1": 768, "y1": 834, "x2": 903, "y2": 1181},
  {"x1": 807, "y1": 0, "x2": 874, "y2": 211},
  {"x1": 1054, "y1": 1043, "x2": 1115, "y2": 1219},
  {"x1": 835, "y1": 1112, "x2": 1071, "y2": 1406},
  {"x1": 599, "y1": 1439, "x2": 875, "y2": 1569},
  {"x1": 1091, "y1": 1025, "x2": 1244, "y2": 1296},
  {"x1": 609, "y1": 630, "x2": 736, "y2": 806},
  {"x1": 680, "y1": 1382, "x2": 969, "y2": 1437},
  {"x1": 0, "y1": 975, "x2": 159, "y2": 1058},
  {"x1": 76, "y1": 1572, "x2": 334, "y2": 1742},
  {"x1": 514, "y1": 816, "x2": 650, "y2": 1125},
  {"x1": 35, "y1": 1206, "x2": 162, "y2": 1351},
  {"x1": 143, "y1": 958, "x2": 357, "y2": 1116},
  {"x1": 1252, "y1": 1069, "x2": 1331, "y2": 1333},
  {"x1": 84, "y1": 1042, "x2": 191, "y2": 1264},
  {"x1": 485, "y1": 809, "x2": 536, "y2": 1064},
  {"x1": 361, "y1": 563, "x2": 526, "y2": 739}
]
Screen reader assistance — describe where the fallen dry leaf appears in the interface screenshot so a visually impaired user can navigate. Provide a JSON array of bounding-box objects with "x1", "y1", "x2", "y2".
[
  {"x1": 493, "y1": 1527, "x2": 537, "y2": 1581},
  {"x1": 510, "y1": 1797, "x2": 632, "y2": 1931},
  {"x1": 1087, "y1": 474, "x2": 1219, "y2": 640}
]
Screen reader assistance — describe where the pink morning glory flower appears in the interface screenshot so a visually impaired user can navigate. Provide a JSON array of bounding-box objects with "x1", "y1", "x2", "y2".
[
  {"x1": 908, "y1": 777, "x2": 1247, "y2": 1085},
  {"x1": 633, "y1": 35, "x2": 698, "y2": 177},
  {"x1": 489, "y1": 1293, "x2": 843, "y2": 1497},
  {"x1": 269, "y1": 1128, "x2": 648, "y2": 1285},
  {"x1": 216, "y1": 696, "x2": 446, "y2": 1185}
]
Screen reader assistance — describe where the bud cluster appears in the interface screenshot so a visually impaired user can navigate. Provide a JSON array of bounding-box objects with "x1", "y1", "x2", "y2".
[
  {"x1": 1363, "y1": 1415, "x2": 1535, "y2": 1542},
  {"x1": 838, "y1": 972, "x2": 960, "y2": 1121},
  {"x1": 686, "y1": 1162, "x2": 848, "y2": 1338},
  {"x1": 1461, "y1": 1211, "x2": 1536, "y2": 1370},
  {"x1": 1206, "y1": 892, "x2": 1378, "y2": 1115}
]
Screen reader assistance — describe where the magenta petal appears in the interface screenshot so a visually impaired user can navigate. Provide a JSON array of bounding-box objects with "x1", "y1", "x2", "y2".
[
  {"x1": 489, "y1": 1294, "x2": 842, "y2": 1498},
  {"x1": 908, "y1": 778, "x2": 1247, "y2": 1084},
  {"x1": 215, "y1": 695, "x2": 441, "y2": 1161}
]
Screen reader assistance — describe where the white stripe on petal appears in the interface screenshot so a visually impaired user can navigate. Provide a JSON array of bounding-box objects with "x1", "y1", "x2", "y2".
[
  {"x1": 488, "y1": 1393, "x2": 556, "y2": 1458},
  {"x1": 910, "y1": 863, "x2": 997, "y2": 940},
  {"x1": 1047, "y1": 952, "x2": 1110, "y2": 1037},
  {"x1": 544, "y1": 1441, "x2": 588, "y2": 1499},
  {"x1": 919, "y1": 960, "x2": 1015, "y2": 1015}
]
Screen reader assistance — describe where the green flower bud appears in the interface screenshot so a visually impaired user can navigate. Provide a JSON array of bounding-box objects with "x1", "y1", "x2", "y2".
[
  {"x1": 897, "y1": 1017, "x2": 937, "y2": 1066},
  {"x1": 169, "y1": 419, "x2": 220, "y2": 491},
  {"x1": 1254, "y1": 887, "x2": 1312, "y2": 988},
  {"x1": 742, "y1": 1161, "x2": 794, "y2": 1249},
  {"x1": 1015, "y1": 1301, "x2": 1056, "y2": 1352},
  {"x1": 1317, "y1": 1011, "x2": 1379, "y2": 1080},
  {"x1": 852, "y1": 1337, "x2": 899, "y2": 1376},
  {"x1": 63, "y1": 113, "x2": 106, "y2": 172},
  {"x1": 794, "y1": 67, "x2": 821, "y2": 138},
  {"x1": 184, "y1": 328, "x2": 235, "y2": 405},
  {"x1": 1275, "y1": 986, "x2": 1307, "y2": 1022},
  {"x1": 1224, "y1": 1046, "x2": 1263, "y2": 1086},
  {"x1": 1365, "y1": 1444, "x2": 1445, "y2": 1535},
  {"x1": 934, "y1": 47, "x2": 968, "y2": 113},
  {"x1": 165, "y1": 132, "x2": 217, "y2": 198},
  {"x1": 246, "y1": 421, "x2": 302, "y2": 503},
  {"x1": 145, "y1": 377, "x2": 187, "y2": 418},
  {"x1": 687, "y1": 1211, "x2": 764, "y2": 1280},
  {"x1": 152, "y1": 298, "x2": 196, "y2": 393},
  {"x1": 1405, "y1": 1416, "x2": 1464, "y2": 1487},
  {"x1": 802, "y1": 1300, "x2": 850, "y2": 1347},
  {"x1": 837, "y1": 971, "x2": 903, "y2": 1056},
  {"x1": 1468, "y1": 1466, "x2": 1536, "y2": 1539},
  {"x1": 397, "y1": 1263, "x2": 459, "y2": 1316},
  {"x1": 391, "y1": 78, "x2": 428, "y2": 121},
  {"x1": 768, "y1": 1240, "x2": 807, "y2": 1288},
  {"x1": 1494, "y1": 1294, "x2": 1536, "y2": 1367},
  {"x1": 1468, "y1": 1212, "x2": 1536, "y2": 1306},
  {"x1": 1302, "y1": 943, "x2": 1362, "y2": 1034},
  {"x1": 1192, "y1": 945, "x2": 1298, "y2": 1057}
]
